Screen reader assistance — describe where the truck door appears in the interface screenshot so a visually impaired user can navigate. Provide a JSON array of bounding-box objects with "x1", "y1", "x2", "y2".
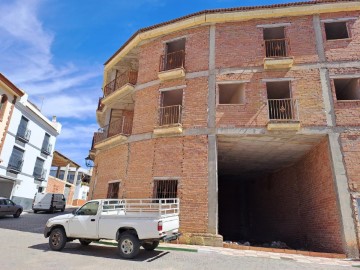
[{"x1": 68, "y1": 201, "x2": 99, "y2": 238}]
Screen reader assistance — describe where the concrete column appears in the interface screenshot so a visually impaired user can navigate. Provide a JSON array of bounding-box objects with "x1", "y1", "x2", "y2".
[
  {"x1": 313, "y1": 15, "x2": 326, "y2": 62},
  {"x1": 74, "y1": 169, "x2": 79, "y2": 185},
  {"x1": 320, "y1": 68, "x2": 336, "y2": 127},
  {"x1": 208, "y1": 134, "x2": 218, "y2": 234},
  {"x1": 207, "y1": 25, "x2": 219, "y2": 235},
  {"x1": 63, "y1": 164, "x2": 70, "y2": 182},
  {"x1": 328, "y1": 133, "x2": 359, "y2": 258}
]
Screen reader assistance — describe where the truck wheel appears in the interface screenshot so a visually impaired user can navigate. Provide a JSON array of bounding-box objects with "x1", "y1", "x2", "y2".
[
  {"x1": 142, "y1": 241, "x2": 159, "y2": 251},
  {"x1": 49, "y1": 228, "x2": 67, "y2": 251},
  {"x1": 118, "y1": 232, "x2": 140, "y2": 259},
  {"x1": 79, "y1": 239, "x2": 92, "y2": 246}
]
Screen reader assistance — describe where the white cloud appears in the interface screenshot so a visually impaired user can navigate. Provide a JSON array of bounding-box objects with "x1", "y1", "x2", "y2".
[
  {"x1": 0, "y1": 0, "x2": 100, "y2": 98},
  {"x1": 40, "y1": 94, "x2": 97, "y2": 119}
]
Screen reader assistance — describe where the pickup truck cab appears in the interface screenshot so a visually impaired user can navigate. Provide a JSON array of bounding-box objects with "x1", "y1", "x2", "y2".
[{"x1": 44, "y1": 198, "x2": 180, "y2": 259}]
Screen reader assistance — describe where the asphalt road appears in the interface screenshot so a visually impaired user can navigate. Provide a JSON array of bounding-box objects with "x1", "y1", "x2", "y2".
[{"x1": 0, "y1": 211, "x2": 355, "y2": 270}]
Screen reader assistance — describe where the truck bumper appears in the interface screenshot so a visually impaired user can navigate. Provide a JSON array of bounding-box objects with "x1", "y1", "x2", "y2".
[{"x1": 162, "y1": 232, "x2": 181, "y2": 242}]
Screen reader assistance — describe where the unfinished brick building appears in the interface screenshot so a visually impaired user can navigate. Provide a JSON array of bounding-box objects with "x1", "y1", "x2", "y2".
[{"x1": 89, "y1": 0, "x2": 360, "y2": 257}]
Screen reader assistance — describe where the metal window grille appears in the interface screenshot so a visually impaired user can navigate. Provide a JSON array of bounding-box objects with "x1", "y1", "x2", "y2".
[
  {"x1": 153, "y1": 180, "x2": 178, "y2": 199},
  {"x1": 107, "y1": 182, "x2": 120, "y2": 199},
  {"x1": 8, "y1": 147, "x2": 24, "y2": 173}
]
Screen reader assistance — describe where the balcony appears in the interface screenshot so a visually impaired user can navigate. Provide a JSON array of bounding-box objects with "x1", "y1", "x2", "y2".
[
  {"x1": 41, "y1": 143, "x2": 52, "y2": 156},
  {"x1": 158, "y1": 50, "x2": 185, "y2": 81},
  {"x1": 93, "y1": 117, "x2": 132, "y2": 149},
  {"x1": 97, "y1": 97, "x2": 104, "y2": 112},
  {"x1": 264, "y1": 38, "x2": 294, "y2": 70},
  {"x1": 102, "y1": 70, "x2": 138, "y2": 105},
  {"x1": 16, "y1": 128, "x2": 31, "y2": 143},
  {"x1": 154, "y1": 105, "x2": 183, "y2": 136},
  {"x1": 267, "y1": 98, "x2": 300, "y2": 131},
  {"x1": 7, "y1": 158, "x2": 23, "y2": 174},
  {"x1": 33, "y1": 168, "x2": 47, "y2": 181}
]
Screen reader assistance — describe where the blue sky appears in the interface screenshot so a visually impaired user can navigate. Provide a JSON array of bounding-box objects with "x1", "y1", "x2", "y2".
[{"x1": 0, "y1": 0, "x2": 301, "y2": 166}]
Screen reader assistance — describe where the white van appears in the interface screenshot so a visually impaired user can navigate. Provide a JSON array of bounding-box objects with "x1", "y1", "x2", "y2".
[{"x1": 32, "y1": 193, "x2": 66, "y2": 213}]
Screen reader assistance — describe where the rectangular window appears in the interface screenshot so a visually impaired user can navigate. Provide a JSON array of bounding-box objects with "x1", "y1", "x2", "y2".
[
  {"x1": 159, "y1": 89, "x2": 183, "y2": 126},
  {"x1": 218, "y1": 83, "x2": 245, "y2": 104},
  {"x1": 67, "y1": 171, "x2": 75, "y2": 184},
  {"x1": 334, "y1": 78, "x2": 360, "y2": 101},
  {"x1": 161, "y1": 38, "x2": 186, "y2": 71},
  {"x1": 8, "y1": 147, "x2": 24, "y2": 173},
  {"x1": 263, "y1": 27, "x2": 287, "y2": 57},
  {"x1": 107, "y1": 182, "x2": 120, "y2": 199},
  {"x1": 16, "y1": 116, "x2": 31, "y2": 142},
  {"x1": 41, "y1": 133, "x2": 51, "y2": 155},
  {"x1": 325, "y1": 22, "x2": 349, "y2": 40},
  {"x1": 266, "y1": 81, "x2": 298, "y2": 121},
  {"x1": 153, "y1": 179, "x2": 178, "y2": 199},
  {"x1": 33, "y1": 157, "x2": 45, "y2": 180}
]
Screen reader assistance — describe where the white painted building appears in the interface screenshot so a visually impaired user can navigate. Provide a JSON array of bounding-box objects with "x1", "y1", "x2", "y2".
[{"x1": 0, "y1": 93, "x2": 61, "y2": 210}]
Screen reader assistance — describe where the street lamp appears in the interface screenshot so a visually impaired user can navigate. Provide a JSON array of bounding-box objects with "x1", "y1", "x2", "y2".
[
  {"x1": 85, "y1": 155, "x2": 94, "y2": 168},
  {"x1": 85, "y1": 154, "x2": 97, "y2": 200}
]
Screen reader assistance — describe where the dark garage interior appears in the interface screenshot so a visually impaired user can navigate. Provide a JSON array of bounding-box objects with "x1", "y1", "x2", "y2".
[{"x1": 217, "y1": 134, "x2": 344, "y2": 253}]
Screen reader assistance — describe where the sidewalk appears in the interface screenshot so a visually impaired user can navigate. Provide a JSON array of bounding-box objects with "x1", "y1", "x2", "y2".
[{"x1": 97, "y1": 240, "x2": 360, "y2": 268}]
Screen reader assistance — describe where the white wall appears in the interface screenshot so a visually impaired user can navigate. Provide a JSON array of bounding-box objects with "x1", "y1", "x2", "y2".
[{"x1": 0, "y1": 98, "x2": 60, "y2": 209}]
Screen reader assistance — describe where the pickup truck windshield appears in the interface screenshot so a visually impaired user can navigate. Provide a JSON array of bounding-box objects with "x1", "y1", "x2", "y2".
[{"x1": 77, "y1": 201, "x2": 99, "y2": 216}]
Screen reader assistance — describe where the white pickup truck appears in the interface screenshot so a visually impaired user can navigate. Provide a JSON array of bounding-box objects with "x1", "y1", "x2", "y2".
[{"x1": 44, "y1": 198, "x2": 180, "y2": 259}]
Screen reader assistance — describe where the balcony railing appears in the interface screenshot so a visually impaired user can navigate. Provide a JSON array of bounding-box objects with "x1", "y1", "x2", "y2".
[
  {"x1": 97, "y1": 97, "x2": 104, "y2": 112},
  {"x1": 267, "y1": 98, "x2": 299, "y2": 121},
  {"x1": 158, "y1": 105, "x2": 182, "y2": 127},
  {"x1": 34, "y1": 168, "x2": 47, "y2": 181},
  {"x1": 103, "y1": 70, "x2": 138, "y2": 97},
  {"x1": 16, "y1": 128, "x2": 31, "y2": 143},
  {"x1": 265, "y1": 38, "x2": 289, "y2": 58},
  {"x1": 94, "y1": 116, "x2": 132, "y2": 145},
  {"x1": 7, "y1": 158, "x2": 23, "y2": 174},
  {"x1": 159, "y1": 50, "x2": 185, "y2": 72},
  {"x1": 41, "y1": 143, "x2": 52, "y2": 155}
]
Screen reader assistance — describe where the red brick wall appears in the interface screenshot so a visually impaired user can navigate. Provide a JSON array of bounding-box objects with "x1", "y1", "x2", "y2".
[
  {"x1": 295, "y1": 138, "x2": 343, "y2": 253},
  {"x1": 137, "y1": 27, "x2": 210, "y2": 84},
  {"x1": 91, "y1": 144, "x2": 128, "y2": 199},
  {"x1": 46, "y1": 176, "x2": 65, "y2": 194},
  {"x1": 321, "y1": 11, "x2": 360, "y2": 62},
  {"x1": 243, "y1": 138, "x2": 343, "y2": 253},
  {"x1": 216, "y1": 69, "x2": 326, "y2": 128},
  {"x1": 215, "y1": 16, "x2": 318, "y2": 69},
  {"x1": 341, "y1": 132, "x2": 360, "y2": 192}
]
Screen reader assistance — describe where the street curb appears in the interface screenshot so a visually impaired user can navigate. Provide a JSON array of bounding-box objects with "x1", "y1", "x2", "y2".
[{"x1": 94, "y1": 240, "x2": 198, "y2": 253}]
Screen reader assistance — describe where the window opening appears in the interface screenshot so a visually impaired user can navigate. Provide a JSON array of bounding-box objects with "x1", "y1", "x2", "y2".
[
  {"x1": 161, "y1": 38, "x2": 185, "y2": 71},
  {"x1": 153, "y1": 179, "x2": 178, "y2": 199},
  {"x1": 266, "y1": 81, "x2": 296, "y2": 120},
  {"x1": 8, "y1": 147, "x2": 24, "y2": 173},
  {"x1": 159, "y1": 89, "x2": 183, "y2": 126},
  {"x1": 325, "y1": 22, "x2": 349, "y2": 40},
  {"x1": 334, "y1": 78, "x2": 360, "y2": 100},
  {"x1": 263, "y1": 27, "x2": 287, "y2": 57},
  {"x1": 219, "y1": 84, "x2": 246, "y2": 104},
  {"x1": 107, "y1": 182, "x2": 120, "y2": 199}
]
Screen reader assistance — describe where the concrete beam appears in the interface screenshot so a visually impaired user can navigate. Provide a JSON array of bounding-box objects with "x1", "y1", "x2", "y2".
[{"x1": 328, "y1": 133, "x2": 359, "y2": 258}]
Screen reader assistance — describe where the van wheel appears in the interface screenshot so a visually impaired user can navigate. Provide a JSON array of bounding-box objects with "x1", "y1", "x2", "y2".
[
  {"x1": 49, "y1": 228, "x2": 67, "y2": 251},
  {"x1": 142, "y1": 241, "x2": 159, "y2": 251},
  {"x1": 118, "y1": 232, "x2": 140, "y2": 259},
  {"x1": 33, "y1": 210, "x2": 38, "y2": 214},
  {"x1": 13, "y1": 209, "x2": 22, "y2": 218},
  {"x1": 61, "y1": 207, "x2": 65, "y2": 212},
  {"x1": 79, "y1": 239, "x2": 92, "y2": 246},
  {"x1": 50, "y1": 207, "x2": 55, "y2": 213}
]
